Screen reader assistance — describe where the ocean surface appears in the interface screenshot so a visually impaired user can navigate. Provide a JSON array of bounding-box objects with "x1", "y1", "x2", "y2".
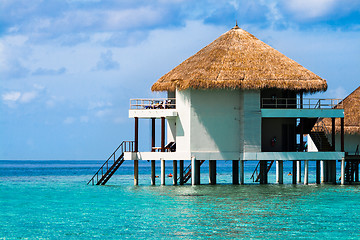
[{"x1": 1, "y1": 160, "x2": 360, "y2": 239}]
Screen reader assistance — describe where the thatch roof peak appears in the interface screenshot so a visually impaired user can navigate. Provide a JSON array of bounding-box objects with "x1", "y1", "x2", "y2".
[
  {"x1": 151, "y1": 27, "x2": 327, "y2": 92},
  {"x1": 321, "y1": 86, "x2": 360, "y2": 135}
]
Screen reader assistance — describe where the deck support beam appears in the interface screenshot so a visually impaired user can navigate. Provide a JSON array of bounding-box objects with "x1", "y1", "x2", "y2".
[
  {"x1": 209, "y1": 160, "x2": 216, "y2": 185},
  {"x1": 240, "y1": 160, "x2": 244, "y2": 185},
  {"x1": 316, "y1": 160, "x2": 320, "y2": 184},
  {"x1": 232, "y1": 160, "x2": 239, "y2": 185},
  {"x1": 341, "y1": 157, "x2": 345, "y2": 185},
  {"x1": 292, "y1": 161, "x2": 297, "y2": 184},
  {"x1": 179, "y1": 160, "x2": 184, "y2": 185},
  {"x1": 134, "y1": 160, "x2": 138, "y2": 186},
  {"x1": 161, "y1": 158, "x2": 165, "y2": 185},
  {"x1": 276, "y1": 160, "x2": 283, "y2": 184},
  {"x1": 259, "y1": 160, "x2": 268, "y2": 184},
  {"x1": 341, "y1": 118, "x2": 344, "y2": 152},
  {"x1": 304, "y1": 160, "x2": 309, "y2": 185},
  {"x1": 191, "y1": 157, "x2": 200, "y2": 185},
  {"x1": 173, "y1": 160, "x2": 177, "y2": 185},
  {"x1": 151, "y1": 160, "x2": 156, "y2": 185}
]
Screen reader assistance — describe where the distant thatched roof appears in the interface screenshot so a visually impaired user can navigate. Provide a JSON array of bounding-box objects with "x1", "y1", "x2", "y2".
[
  {"x1": 152, "y1": 26, "x2": 327, "y2": 92},
  {"x1": 322, "y1": 86, "x2": 360, "y2": 135}
]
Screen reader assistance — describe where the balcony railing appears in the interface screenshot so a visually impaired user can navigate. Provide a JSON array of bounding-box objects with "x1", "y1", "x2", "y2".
[
  {"x1": 261, "y1": 98, "x2": 343, "y2": 109},
  {"x1": 130, "y1": 98, "x2": 176, "y2": 110}
]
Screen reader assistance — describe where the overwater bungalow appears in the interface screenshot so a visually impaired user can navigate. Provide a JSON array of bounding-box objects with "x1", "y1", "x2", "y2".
[
  {"x1": 88, "y1": 24, "x2": 348, "y2": 186},
  {"x1": 308, "y1": 86, "x2": 360, "y2": 183}
]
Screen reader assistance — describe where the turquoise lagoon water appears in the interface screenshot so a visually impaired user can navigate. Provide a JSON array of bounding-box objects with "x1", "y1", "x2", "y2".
[{"x1": 1, "y1": 160, "x2": 360, "y2": 239}]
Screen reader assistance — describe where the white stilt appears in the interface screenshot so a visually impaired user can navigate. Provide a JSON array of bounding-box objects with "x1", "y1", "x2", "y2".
[
  {"x1": 191, "y1": 157, "x2": 196, "y2": 186},
  {"x1": 321, "y1": 160, "x2": 325, "y2": 183},
  {"x1": 173, "y1": 160, "x2": 177, "y2": 185},
  {"x1": 304, "y1": 160, "x2": 309, "y2": 185},
  {"x1": 276, "y1": 160, "x2": 283, "y2": 184},
  {"x1": 161, "y1": 158, "x2": 165, "y2": 185},
  {"x1": 240, "y1": 160, "x2": 244, "y2": 185},
  {"x1": 297, "y1": 161, "x2": 301, "y2": 183},
  {"x1": 341, "y1": 157, "x2": 345, "y2": 185}
]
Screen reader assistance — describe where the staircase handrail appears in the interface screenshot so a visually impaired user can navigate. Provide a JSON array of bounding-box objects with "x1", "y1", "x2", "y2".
[
  {"x1": 87, "y1": 141, "x2": 135, "y2": 185},
  {"x1": 250, "y1": 161, "x2": 260, "y2": 181},
  {"x1": 313, "y1": 119, "x2": 330, "y2": 136}
]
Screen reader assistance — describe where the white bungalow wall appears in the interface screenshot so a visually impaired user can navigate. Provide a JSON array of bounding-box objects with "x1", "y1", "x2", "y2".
[{"x1": 175, "y1": 89, "x2": 261, "y2": 160}]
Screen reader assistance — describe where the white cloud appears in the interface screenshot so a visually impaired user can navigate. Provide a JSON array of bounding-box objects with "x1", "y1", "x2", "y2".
[
  {"x1": 2, "y1": 91, "x2": 21, "y2": 102},
  {"x1": 63, "y1": 117, "x2": 75, "y2": 124},
  {"x1": 80, "y1": 116, "x2": 89, "y2": 123},
  {"x1": 284, "y1": 0, "x2": 337, "y2": 19},
  {"x1": 19, "y1": 92, "x2": 37, "y2": 103},
  {"x1": 327, "y1": 86, "x2": 348, "y2": 99}
]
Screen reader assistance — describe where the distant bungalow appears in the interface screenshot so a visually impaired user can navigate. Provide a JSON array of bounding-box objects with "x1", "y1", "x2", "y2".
[{"x1": 89, "y1": 24, "x2": 355, "y2": 186}]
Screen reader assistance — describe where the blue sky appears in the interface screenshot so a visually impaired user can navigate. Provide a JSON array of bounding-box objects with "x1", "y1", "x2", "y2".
[{"x1": 1, "y1": 0, "x2": 359, "y2": 160}]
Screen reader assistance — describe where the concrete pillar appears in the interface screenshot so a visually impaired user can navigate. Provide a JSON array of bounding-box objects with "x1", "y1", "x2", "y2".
[
  {"x1": 134, "y1": 160, "x2": 139, "y2": 186},
  {"x1": 161, "y1": 158, "x2": 165, "y2": 185},
  {"x1": 179, "y1": 160, "x2": 184, "y2": 185},
  {"x1": 151, "y1": 160, "x2": 155, "y2": 185},
  {"x1": 341, "y1": 158, "x2": 345, "y2": 185},
  {"x1": 276, "y1": 160, "x2": 283, "y2": 184},
  {"x1": 232, "y1": 160, "x2": 239, "y2": 185},
  {"x1": 297, "y1": 161, "x2": 301, "y2": 183},
  {"x1": 240, "y1": 160, "x2": 244, "y2": 185},
  {"x1": 191, "y1": 157, "x2": 200, "y2": 185},
  {"x1": 304, "y1": 160, "x2": 309, "y2": 185},
  {"x1": 209, "y1": 160, "x2": 216, "y2": 185},
  {"x1": 173, "y1": 160, "x2": 177, "y2": 185},
  {"x1": 316, "y1": 161, "x2": 320, "y2": 184},
  {"x1": 292, "y1": 161, "x2": 297, "y2": 184},
  {"x1": 259, "y1": 160, "x2": 268, "y2": 184}
]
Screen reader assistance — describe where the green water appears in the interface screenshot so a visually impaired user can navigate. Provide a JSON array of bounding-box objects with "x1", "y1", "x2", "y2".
[{"x1": 0, "y1": 161, "x2": 359, "y2": 239}]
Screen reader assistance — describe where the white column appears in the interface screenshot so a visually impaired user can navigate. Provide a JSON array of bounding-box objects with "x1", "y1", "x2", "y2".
[
  {"x1": 304, "y1": 160, "x2": 309, "y2": 185},
  {"x1": 276, "y1": 160, "x2": 283, "y2": 184},
  {"x1": 297, "y1": 161, "x2": 301, "y2": 183},
  {"x1": 240, "y1": 160, "x2": 244, "y2": 185},
  {"x1": 341, "y1": 158, "x2": 345, "y2": 185},
  {"x1": 191, "y1": 157, "x2": 196, "y2": 186},
  {"x1": 161, "y1": 158, "x2": 165, "y2": 185},
  {"x1": 321, "y1": 160, "x2": 325, "y2": 183},
  {"x1": 173, "y1": 160, "x2": 177, "y2": 185}
]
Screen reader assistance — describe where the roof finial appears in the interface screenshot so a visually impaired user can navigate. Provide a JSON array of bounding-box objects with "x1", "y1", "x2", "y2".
[{"x1": 232, "y1": 20, "x2": 240, "y2": 29}]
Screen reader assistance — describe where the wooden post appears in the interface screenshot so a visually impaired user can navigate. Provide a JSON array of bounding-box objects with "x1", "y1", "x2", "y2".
[
  {"x1": 151, "y1": 160, "x2": 155, "y2": 185},
  {"x1": 135, "y1": 117, "x2": 138, "y2": 152},
  {"x1": 173, "y1": 160, "x2": 177, "y2": 185},
  {"x1": 259, "y1": 161, "x2": 268, "y2": 184},
  {"x1": 300, "y1": 91, "x2": 303, "y2": 109},
  {"x1": 161, "y1": 158, "x2": 165, "y2": 185},
  {"x1": 292, "y1": 161, "x2": 297, "y2": 184},
  {"x1": 276, "y1": 160, "x2": 283, "y2": 184},
  {"x1": 232, "y1": 160, "x2": 239, "y2": 185},
  {"x1": 134, "y1": 160, "x2": 138, "y2": 186},
  {"x1": 209, "y1": 160, "x2": 216, "y2": 185},
  {"x1": 341, "y1": 118, "x2": 344, "y2": 152},
  {"x1": 179, "y1": 160, "x2": 184, "y2": 185},
  {"x1": 151, "y1": 118, "x2": 155, "y2": 152},
  {"x1": 316, "y1": 161, "x2": 320, "y2": 184},
  {"x1": 161, "y1": 117, "x2": 165, "y2": 152},
  {"x1": 332, "y1": 118, "x2": 336, "y2": 151}
]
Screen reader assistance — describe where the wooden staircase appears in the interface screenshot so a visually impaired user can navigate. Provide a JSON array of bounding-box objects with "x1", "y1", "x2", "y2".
[
  {"x1": 87, "y1": 141, "x2": 135, "y2": 185},
  {"x1": 250, "y1": 160, "x2": 274, "y2": 182},
  {"x1": 309, "y1": 131, "x2": 333, "y2": 151},
  {"x1": 179, "y1": 160, "x2": 206, "y2": 184}
]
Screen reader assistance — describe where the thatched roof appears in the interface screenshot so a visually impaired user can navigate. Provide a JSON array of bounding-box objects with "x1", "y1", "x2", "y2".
[
  {"x1": 321, "y1": 86, "x2": 360, "y2": 135},
  {"x1": 152, "y1": 26, "x2": 327, "y2": 92}
]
